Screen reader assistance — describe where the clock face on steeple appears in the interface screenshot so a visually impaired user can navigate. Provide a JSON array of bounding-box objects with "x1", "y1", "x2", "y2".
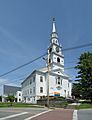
[{"x1": 56, "y1": 46, "x2": 59, "y2": 53}]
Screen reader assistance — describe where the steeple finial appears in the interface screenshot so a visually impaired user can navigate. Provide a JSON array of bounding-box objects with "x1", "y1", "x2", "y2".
[
  {"x1": 53, "y1": 18, "x2": 55, "y2": 21},
  {"x1": 52, "y1": 18, "x2": 56, "y2": 32}
]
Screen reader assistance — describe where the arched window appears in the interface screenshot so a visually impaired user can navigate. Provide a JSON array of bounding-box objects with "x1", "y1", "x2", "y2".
[
  {"x1": 49, "y1": 59, "x2": 51, "y2": 63},
  {"x1": 56, "y1": 77, "x2": 61, "y2": 85},
  {"x1": 49, "y1": 48, "x2": 52, "y2": 53},
  {"x1": 57, "y1": 57, "x2": 60, "y2": 63},
  {"x1": 58, "y1": 77, "x2": 60, "y2": 84}
]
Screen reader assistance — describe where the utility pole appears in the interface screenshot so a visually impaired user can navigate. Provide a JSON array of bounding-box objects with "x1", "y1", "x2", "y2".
[
  {"x1": 47, "y1": 52, "x2": 50, "y2": 108},
  {"x1": 43, "y1": 51, "x2": 50, "y2": 108}
]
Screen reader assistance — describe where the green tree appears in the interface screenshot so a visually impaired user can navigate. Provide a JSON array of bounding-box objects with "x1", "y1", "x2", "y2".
[
  {"x1": 72, "y1": 83, "x2": 81, "y2": 99},
  {"x1": 75, "y1": 52, "x2": 92, "y2": 102},
  {"x1": 6, "y1": 95, "x2": 15, "y2": 106}
]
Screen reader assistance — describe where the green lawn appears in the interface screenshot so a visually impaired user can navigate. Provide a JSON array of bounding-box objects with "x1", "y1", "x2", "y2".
[
  {"x1": 1, "y1": 102, "x2": 92, "y2": 109},
  {"x1": 75, "y1": 103, "x2": 92, "y2": 109},
  {"x1": 0, "y1": 102, "x2": 44, "y2": 108}
]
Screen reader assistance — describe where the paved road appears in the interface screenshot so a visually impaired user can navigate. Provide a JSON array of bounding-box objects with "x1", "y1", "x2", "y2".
[
  {"x1": 78, "y1": 109, "x2": 92, "y2": 120},
  {"x1": 0, "y1": 108, "x2": 73, "y2": 120},
  {"x1": 0, "y1": 108, "x2": 48, "y2": 120}
]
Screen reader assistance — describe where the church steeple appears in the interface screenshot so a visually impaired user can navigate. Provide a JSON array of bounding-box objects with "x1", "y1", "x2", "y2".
[
  {"x1": 50, "y1": 18, "x2": 59, "y2": 45},
  {"x1": 48, "y1": 18, "x2": 64, "y2": 71},
  {"x1": 52, "y1": 18, "x2": 56, "y2": 32}
]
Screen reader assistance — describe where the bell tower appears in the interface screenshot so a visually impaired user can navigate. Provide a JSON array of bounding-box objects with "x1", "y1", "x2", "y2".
[{"x1": 48, "y1": 18, "x2": 64, "y2": 71}]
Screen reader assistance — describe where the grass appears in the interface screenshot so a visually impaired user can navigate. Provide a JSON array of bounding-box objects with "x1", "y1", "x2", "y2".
[
  {"x1": 1, "y1": 102, "x2": 92, "y2": 109},
  {"x1": 75, "y1": 103, "x2": 92, "y2": 109},
  {"x1": 0, "y1": 102, "x2": 44, "y2": 108}
]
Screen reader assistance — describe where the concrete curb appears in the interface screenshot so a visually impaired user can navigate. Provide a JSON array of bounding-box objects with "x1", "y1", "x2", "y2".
[{"x1": 72, "y1": 110, "x2": 78, "y2": 120}]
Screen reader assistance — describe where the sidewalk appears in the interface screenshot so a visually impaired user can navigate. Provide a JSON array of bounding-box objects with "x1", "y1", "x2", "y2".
[{"x1": 31, "y1": 109, "x2": 74, "y2": 120}]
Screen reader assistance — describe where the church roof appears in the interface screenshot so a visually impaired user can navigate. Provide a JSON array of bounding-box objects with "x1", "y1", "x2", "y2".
[
  {"x1": 39, "y1": 67, "x2": 48, "y2": 72},
  {"x1": 52, "y1": 68, "x2": 69, "y2": 77},
  {"x1": 39, "y1": 67, "x2": 69, "y2": 79}
]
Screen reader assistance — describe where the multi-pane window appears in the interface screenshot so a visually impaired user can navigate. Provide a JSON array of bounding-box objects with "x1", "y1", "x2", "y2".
[
  {"x1": 33, "y1": 76, "x2": 35, "y2": 82},
  {"x1": 61, "y1": 80, "x2": 62, "y2": 85},
  {"x1": 68, "y1": 82, "x2": 69, "y2": 87},
  {"x1": 30, "y1": 79, "x2": 32, "y2": 84},
  {"x1": 27, "y1": 89, "x2": 29, "y2": 95},
  {"x1": 28, "y1": 98, "x2": 30, "y2": 101},
  {"x1": 40, "y1": 76, "x2": 43, "y2": 82},
  {"x1": 64, "y1": 90, "x2": 66, "y2": 97},
  {"x1": 30, "y1": 88, "x2": 32, "y2": 94},
  {"x1": 56, "y1": 78, "x2": 57, "y2": 84},
  {"x1": 33, "y1": 87, "x2": 35, "y2": 94},
  {"x1": 56, "y1": 77, "x2": 61, "y2": 85},
  {"x1": 56, "y1": 77, "x2": 62, "y2": 85},
  {"x1": 40, "y1": 87, "x2": 43, "y2": 93},
  {"x1": 33, "y1": 97, "x2": 35, "y2": 101}
]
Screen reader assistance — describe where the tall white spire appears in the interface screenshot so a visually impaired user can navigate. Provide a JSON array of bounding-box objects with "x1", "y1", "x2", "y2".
[
  {"x1": 50, "y1": 18, "x2": 58, "y2": 45},
  {"x1": 52, "y1": 18, "x2": 56, "y2": 32}
]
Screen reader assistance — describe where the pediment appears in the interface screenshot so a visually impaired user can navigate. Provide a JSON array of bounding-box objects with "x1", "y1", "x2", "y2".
[{"x1": 52, "y1": 68, "x2": 69, "y2": 78}]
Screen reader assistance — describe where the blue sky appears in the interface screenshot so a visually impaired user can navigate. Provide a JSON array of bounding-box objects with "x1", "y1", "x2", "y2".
[{"x1": 0, "y1": 0, "x2": 92, "y2": 94}]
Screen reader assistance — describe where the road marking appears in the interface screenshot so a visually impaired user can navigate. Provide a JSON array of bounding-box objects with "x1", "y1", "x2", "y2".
[
  {"x1": 24, "y1": 110, "x2": 52, "y2": 120},
  {"x1": 0, "y1": 110, "x2": 23, "y2": 113},
  {"x1": 72, "y1": 110, "x2": 78, "y2": 120},
  {"x1": 0, "y1": 112, "x2": 28, "y2": 120}
]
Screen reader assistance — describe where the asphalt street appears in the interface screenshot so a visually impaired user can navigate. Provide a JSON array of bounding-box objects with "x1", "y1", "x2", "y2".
[
  {"x1": 0, "y1": 108, "x2": 73, "y2": 120},
  {"x1": 1, "y1": 108, "x2": 92, "y2": 120},
  {"x1": 0, "y1": 108, "x2": 48, "y2": 120},
  {"x1": 78, "y1": 109, "x2": 92, "y2": 120}
]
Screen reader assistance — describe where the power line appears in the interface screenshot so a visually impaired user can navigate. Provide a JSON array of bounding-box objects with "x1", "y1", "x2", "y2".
[
  {"x1": 0, "y1": 43, "x2": 92, "y2": 78},
  {"x1": 0, "y1": 66, "x2": 75, "y2": 86},
  {"x1": 0, "y1": 77, "x2": 25, "y2": 87},
  {"x1": 62, "y1": 43, "x2": 92, "y2": 51},
  {"x1": 65, "y1": 60, "x2": 78, "y2": 64},
  {"x1": 0, "y1": 53, "x2": 47, "y2": 78},
  {"x1": 65, "y1": 66, "x2": 75, "y2": 70}
]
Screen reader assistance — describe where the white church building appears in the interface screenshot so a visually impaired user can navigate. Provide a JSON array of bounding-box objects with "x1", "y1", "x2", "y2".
[{"x1": 21, "y1": 19, "x2": 72, "y2": 103}]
